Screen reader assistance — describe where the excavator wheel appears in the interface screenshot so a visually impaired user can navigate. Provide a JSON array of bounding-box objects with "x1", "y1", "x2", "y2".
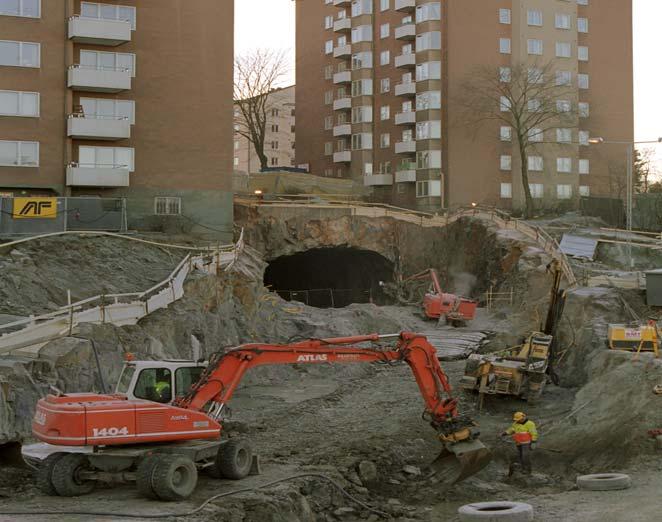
[
  {"x1": 151, "y1": 455, "x2": 198, "y2": 501},
  {"x1": 51, "y1": 453, "x2": 95, "y2": 497},
  {"x1": 215, "y1": 439, "x2": 253, "y2": 480},
  {"x1": 136, "y1": 454, "x2": 161, "y2": 500},
  {"x1": 36, "y1": 452, "x2": 67, "y2": 496}
]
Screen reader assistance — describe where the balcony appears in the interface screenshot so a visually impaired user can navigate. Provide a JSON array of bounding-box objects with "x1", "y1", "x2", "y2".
[
  {"x1": 68, "y1": 16, "x2": 131, "y2": 46},
  {"x1": 395, "y1": 111, "x2": 416, "y2": 125},
  {"x1": 395, "y1": 141, "x2": 416, "y2": 154},
  {"x1": 395, "y1": 0, "x2": 416, "y2": 12},
  {"x1": 395, "y1": 166, "x2": 417, "y2": 183},
  {"x1": 333, "y1": 71, "x2": 352, "y2": 84},
  {"x1": 395, "y1": 82, "x2": 416, "y2": 97},
  {"x1": 333, "y1": 124, "x2": 352, "y2": 137},
  {"x1": 67, "y1": 115, "x2": 131, "y2": 140},
  {"x1": 395, "y1": 23, "x2": 416, "y2": 40},
  {"x1": 333, "y1": 44, "x2": 352, "y2": 58},
  {"x1": 333, "y1": 0, "x2": 351, "y2": 6},
  {"x1": 333, "y1": 150, "x2": 351, "y2": 163},
  {"x1": 364, "y1": 174, "x2": 394, "y2": 187},
  {"x1": 333, "y1": 97, "x2": 352, "y2": 111},
  {"x1": 333, "y1": 18, "x2": 351, "y2": 33},
  {"x1": 395, "y1": 53, "x2": 416, "y2": 68},
  {"x1": 66, "y1": 164, "x2": 130, "y2": 187},
  {"x1": 68, "y1": 65, "x2": 131, "y2": 93}
]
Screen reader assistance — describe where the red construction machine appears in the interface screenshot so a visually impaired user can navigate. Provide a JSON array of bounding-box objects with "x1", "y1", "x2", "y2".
[
  {"x1": 404, "y1": 269, "x2": 478, "y2": 325},
  {"x1": 32, "y1": 332, "x2": 491, "y2": 501}
]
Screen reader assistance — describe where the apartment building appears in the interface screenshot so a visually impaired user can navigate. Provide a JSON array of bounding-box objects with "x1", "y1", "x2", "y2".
[
  {"x1": 295, "y1": 0, "x2": 633, "y2": 212},
  {"x1": 233, "y1": 85, "x2": 296, "y2": 175},
  {"x1": 0, "y1": 0, "x2": 235, "y2": 238}
]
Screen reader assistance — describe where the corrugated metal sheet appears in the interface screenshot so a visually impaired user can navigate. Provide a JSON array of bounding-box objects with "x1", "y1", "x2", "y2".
[{"x1": 559, "y1": 234, "x2": 598, "y2": 260}]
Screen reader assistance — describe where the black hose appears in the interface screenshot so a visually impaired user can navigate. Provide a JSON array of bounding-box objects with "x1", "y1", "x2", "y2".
[{"x1": 0, "y1": 472, "x2": 389, "y2": 519}]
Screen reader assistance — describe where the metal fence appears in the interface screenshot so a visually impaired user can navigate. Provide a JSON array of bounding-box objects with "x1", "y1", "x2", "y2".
[
  {"x1": 0, "y1": 197, "x2": 126, "y2": 235},
  {"x1": 275, "y1": 288, "x2": 373, "y2": 308}
]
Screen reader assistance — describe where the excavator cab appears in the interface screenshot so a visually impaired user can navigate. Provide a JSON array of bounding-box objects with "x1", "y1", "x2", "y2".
[{"x1": 116, "y1": 360, "x2": 206, "y2": 404}]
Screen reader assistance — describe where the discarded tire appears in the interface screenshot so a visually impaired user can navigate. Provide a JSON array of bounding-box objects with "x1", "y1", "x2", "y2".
[
  {"x1": 216, "y1": 439, "x2": 253, "y2": 480},
  {"x1": 576, "y1": 473, "x2": 631, "y2": 491},
  {"x1": 458, "y1": 501, "x2": 534, "y2": 521},
  {"x1": 136, "y1": 454, "x2": 161, "y2": 500},
  {"x1": 51, "y1": 453, "x2": 95, "y2": 497},
  {"x1": 151, "y1": 455, "x2": 198, "y2": 501},
  {"x1": 36, "y1": 452, "x2": 67, "y2": 496}
]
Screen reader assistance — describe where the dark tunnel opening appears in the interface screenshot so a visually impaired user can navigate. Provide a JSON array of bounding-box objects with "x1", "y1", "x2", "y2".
[{"x1": 264, "y1": 248, "x2": 395, "y2": 308}]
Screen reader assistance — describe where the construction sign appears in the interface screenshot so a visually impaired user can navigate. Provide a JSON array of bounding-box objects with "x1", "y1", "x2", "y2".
[{"x1": 12, "y1": 198, "x2": 58, "y2": 219}]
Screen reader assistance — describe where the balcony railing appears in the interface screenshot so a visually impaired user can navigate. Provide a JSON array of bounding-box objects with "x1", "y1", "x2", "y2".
[
  {"x1": 395, "y1": 141, "x2": 416, "y2": 154},
  {"x1": 333, "y1": 150, "x2": 351, "y2": 163},
  {"x1": 395, "y1": 111, "x2": 416, "y2": 125},
  {"x1": 333, "y1": 97, "x2": 352, "y2": 111},
  {"x1": 68, "y1": 64, "x2": 131, "y2": 93},
  {"x1": 67, "y1": 114, "x2": 131, "y2": 140},
  {"x1": 395, "y1": 0, "x2": 416, "y2": 12},
  {"x1": 395, "y1": 81, "x2": 416, "y2": 97},
  {"x1": 333, "y1": 124, "x2": 352, "y2": 137},
  {"x1": 364, "y1": 174, "x2": 394, "y2": 187},
  {"x1": 66, "y1": 163, "x2": 130, "y2": 187},
  {"x1": 395, "y1": 53, "x2": 416, "y2": 68},
  {"x1": 333, "y1": 71, "x2": 352, "y2": 84},
  {"x1": 333, "y1": 44, "x2": 352, "y2": 58},
  {"x1": 395, "y1": 163, "x2": 417, "y2": 183},
  {"x1": 68, "y1": 15, "x2": 131, "y2": 46},
  {"x1": 333, "y1": 18, "x2": 351, "y2": 32},
  {"x1": 333, "y1": 0, "x2": 351, "y2": 6},
  {"x1": 395, "y1": 23, "x2": 416, "y2": 40}
]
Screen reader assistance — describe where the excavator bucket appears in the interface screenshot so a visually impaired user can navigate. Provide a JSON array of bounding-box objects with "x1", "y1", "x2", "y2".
[
  {"x1": 0, "y1": 442, "x2": 27, "y2": 469},
  {"x1": 430, "y1": 439, "x2": 492, "y2": 484}
]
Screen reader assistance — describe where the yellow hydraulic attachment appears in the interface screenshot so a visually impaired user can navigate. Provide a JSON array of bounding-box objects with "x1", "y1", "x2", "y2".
[{"x1": 608, "y1": 322, "x2": 660, "y2": 358}]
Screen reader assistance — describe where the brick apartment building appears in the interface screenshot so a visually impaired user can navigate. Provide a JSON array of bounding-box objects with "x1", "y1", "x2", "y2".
[
  {"x1": 0, "y1": 0, "x2": 234, "y2": 237},
  {"x1": 233, "y1": 85, "x2": 296, "y2": 175},
  {"x1": 295, "y1": 0, "x2": 633, "y2": 212}
]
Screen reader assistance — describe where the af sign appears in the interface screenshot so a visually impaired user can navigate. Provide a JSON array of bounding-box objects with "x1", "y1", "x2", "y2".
[{"x1": 12, "y1": 198, "x2": 58, "y2": 219}]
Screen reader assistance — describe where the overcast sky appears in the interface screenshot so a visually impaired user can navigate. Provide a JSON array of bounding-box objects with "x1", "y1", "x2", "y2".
[{"x1": 236, "y1": 0, "x2": 662, "y2": 172}]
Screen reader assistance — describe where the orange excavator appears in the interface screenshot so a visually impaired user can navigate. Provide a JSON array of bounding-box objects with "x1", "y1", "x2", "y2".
[
  {"x1": 404, "y1": 269, "x2": 478, "y2": 325},
  {"x1": 32, "y1": 332, "x2": 491, "y2": 501}
]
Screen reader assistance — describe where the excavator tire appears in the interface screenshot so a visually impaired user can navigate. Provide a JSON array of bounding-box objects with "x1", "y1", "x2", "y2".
[
  {"x1": 136, "y1": 454, "x2": 161, "y2": 500},
  {"x1": 576, "y1": 473, "x2": 631, "y2": 491},
  {"x1": 51, "y1": 453, "x2": 95, "y2": 497},
  {"x1": 36, "y1": 452, "x2": 67, "y2": 496},
  {"x1": 151, "y1": 455, "x2": 198, "y2": 501},
  {"x1": 216, "y1": 439, "x2": 253, "y2": 480},
  {"x1": 458, "y1": 501, "x2": 534, "y2": 521}
]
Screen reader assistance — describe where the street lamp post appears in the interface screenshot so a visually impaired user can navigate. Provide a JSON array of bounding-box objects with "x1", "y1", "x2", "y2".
[{"x1": 588, "y1": 137, "x2": 662, "y2": 269}]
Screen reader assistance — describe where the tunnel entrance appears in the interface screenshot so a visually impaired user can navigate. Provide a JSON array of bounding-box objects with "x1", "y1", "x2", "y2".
[{"x1": 264, "y1": 247, "x2": 394, "y2": 308}]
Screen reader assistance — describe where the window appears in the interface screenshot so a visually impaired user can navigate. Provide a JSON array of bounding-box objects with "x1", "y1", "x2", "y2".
[
  {"x1": 500, "y1": 126, "x2": 512, "y2": 142},
  {"x1": 417, "y1": 180, "x2": 441, "y2": 198},
  {"x1": 527, "y1": 99, "x2": 541, "y2": 112},
  {"x1": 579, "y1": 102, "x2": 590, "y2": 118},
  {"x1": 351, "y1": 25, "x2": 373, "y2": 44},
  {"x1": 0, "y1": 140, "x2": 38, "y2": 166},
  {"x1": 325, "y1": 40, "x2": 333, "y2": 54},
  {"x1": 556, "y1": 70, "x2": 572, "y2": 86},
  {"x1": 500, "y1": 96, "x2": 511, "y2": 112},
  {"x1": 402, "y1": 129, "x2": 413, "y2": 142},
  {"x1": 324, "y1": 90, "x2": 333, "y2": 104},
  {"x1": 80, "y1": 50, "x2": 135, "y2": 76},
  {"x1": 380, "y1": 23, "x2": 390, "y2": 38},
  {"x1": 380, "y1": 50, "x2": 390, "y2": 65},
  {"x1": 352, "y1": 51, "x2": 373, "y2": 70},
  {"x1": 500, "y1": 183, "x2": 512, "y2": 199},
  {"x1": 270, "y1": 157, "x2": 278, "y2": 166},
  {"x1": 380, "y1": 105, "x2": 390, "y2": 120},
  {"x1": 234, "y1": 140, "x2": 239, "y2": 150},
  {"x1": 579, "y1": 159, "x2": 590, "y2": 174},
  {"x1": 402, "y1": 100, "x2": 413, "y2": 113},
  {"x1": 416, "y1": 3, "x2": 441, "y2": 23},
  {"x1": 500, "y1": 155, "x2": 512, "y2": 171},
  {"x1": 380, "y1": 78, "x2": 390, "y2": 93},
  {"x1": 233, "y1": 157, "x2": 239, "y2": 166},
  {"x1": 133, "y1": 368, "x2": 172, "y2": 403},
  {"x1": 527, "y1": 10, "x2": 543, "y2": 26},
  {"x1": 0, "y1": 40, "x2": 40, "y2": 68},
  {"x1": 81, "y1": 2, "x2": 136, "y2": 30},
  {"x1": 416, "y1": 150, "x2": 441, "y2": 169},
  {"x1": 416, "y1": 91, "x2": 441, "y2": 110},
  {"x1": 527, "y1": 39, "x2": 543, "y2": 55},
  {"x1": 174, "y1": 367, "x2": 205, "y2": 399},
  {"x1": 556, "y1": 42, "x2": 571, "y2": 58},
  {"x1": 351, "y1": 0, "x2": 372, "y2": 17},
  {"x1": 351, "y1": 105, "x2": 372, "y2": 123},
  {"x1": 555, "y1": 13, "x2": 570, "y2": 29},
  {"x1": 324, "y1": 115, "x2": 333, "y2": 130},
  {"x1": 528, "y1": 156, "x2": 543, "y2": 171},
  {"x1": 380, "y1": 0, "x2": 389, "y2": 11},
  {"x1": 529, "y1": 128, "x2": 543, "y2": 142},
  {"x1": 79, "y1": 146, "x2": 134, "y2": 171},
  {"x1": 556, "y1": 100, "x2": 571, "y2": 113},
  {"x1": 579, "y1": 185, "x2": 590, "y2": 197},
  {"x1": 579, "y1": 130, "x2": 590, "y2": 146},
  {"x1": 499, "y1": 38, "x2": 511, "y2": 54},
  {"x1": 80, "y1": 98, "x2": 134, "y2": 124},
  {"x1": 416, "y1": 120, "x2": 441, "y2": 140},
  {"x1": 364, "y1": 163, "x2": 373, "y2": 175},
  {"x1": 416, "y1": 61, "x2": 441, "y2": 81},
  {"x1": 0, "y1": 90, "x2": 39, "y2": 117},
  {"x1": 578, "y1": 46, "x2": 589, "y2": 61},
  {"x1": 351, "y1": 133, "x2": 372, "y2": 150},
  {"x1": 271, "y1": 124, "x2": 279, "y2": 132},
  {"x1": 578, "y1": 73, "x2": 589, "y2": 89},
  {"x1": 324, "y1": 15, "x2": 333, "y2": 29},
  {"x1": 557, "y1": 128, "x2": 572, "y2": 143},
  {"x1": 0, "y1": 0, "x2": 40, "y2": 17},
  {"x1": 416, "y1": 31, "x2": 441, "y2": 51},
  {"x1": 499, "y1": 8, "x2": 511, "y2": 25},
  {"x1": 528, "y1": 68, "x2": 544, "y2": 84},
  {"x1": 154, "y1": 197, "x2": 181, "y2": 216},
  {"x1": 499, "y1": 67, "x2": 511, "y2": 83},
  {"x1": 577, "y1": 0, "x2": 588, "y2": 6},
  {"x1": 577, "y1": 17, "x2": 588, "y2": 33},
  {"x1": 352, "y1": 79, "x2": 373, "y2": 96},
  {"x1": 380, "y1": 133, "x2": 390, "y2": 148},
  {"x1": 557, "y1": 157, "x2": 572, "y2": 173},
  {"x1": 529, "y1": 184, "x2": 544, "y2": 199},
  {"x1": 324, "y1": 65, "x2": 333, "y2": 79},
  {"x1": 324, "y1": 142, "x2": 333, "y2": 155},
  {"x1": 557, "y1": 184, "x2": 572, "y2": 199}
]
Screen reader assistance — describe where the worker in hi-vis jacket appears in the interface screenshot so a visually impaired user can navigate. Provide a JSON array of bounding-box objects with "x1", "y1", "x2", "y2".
[{"x1": 501, "y1": 411, "x2": 538, "y2": 474}]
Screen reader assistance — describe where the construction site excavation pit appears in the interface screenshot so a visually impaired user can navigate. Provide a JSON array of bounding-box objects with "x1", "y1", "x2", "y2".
[{"x1": 263, "y1": 247, "x2": 394, "y2": 307}]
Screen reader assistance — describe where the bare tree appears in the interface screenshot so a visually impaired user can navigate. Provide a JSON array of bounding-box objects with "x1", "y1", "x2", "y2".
[
  {"x1": 457, "y1": 61, "x2": 579, "y2": 217},
  {"x1": 234, "y1": 49, "x2": 289, "y2": 171}
]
